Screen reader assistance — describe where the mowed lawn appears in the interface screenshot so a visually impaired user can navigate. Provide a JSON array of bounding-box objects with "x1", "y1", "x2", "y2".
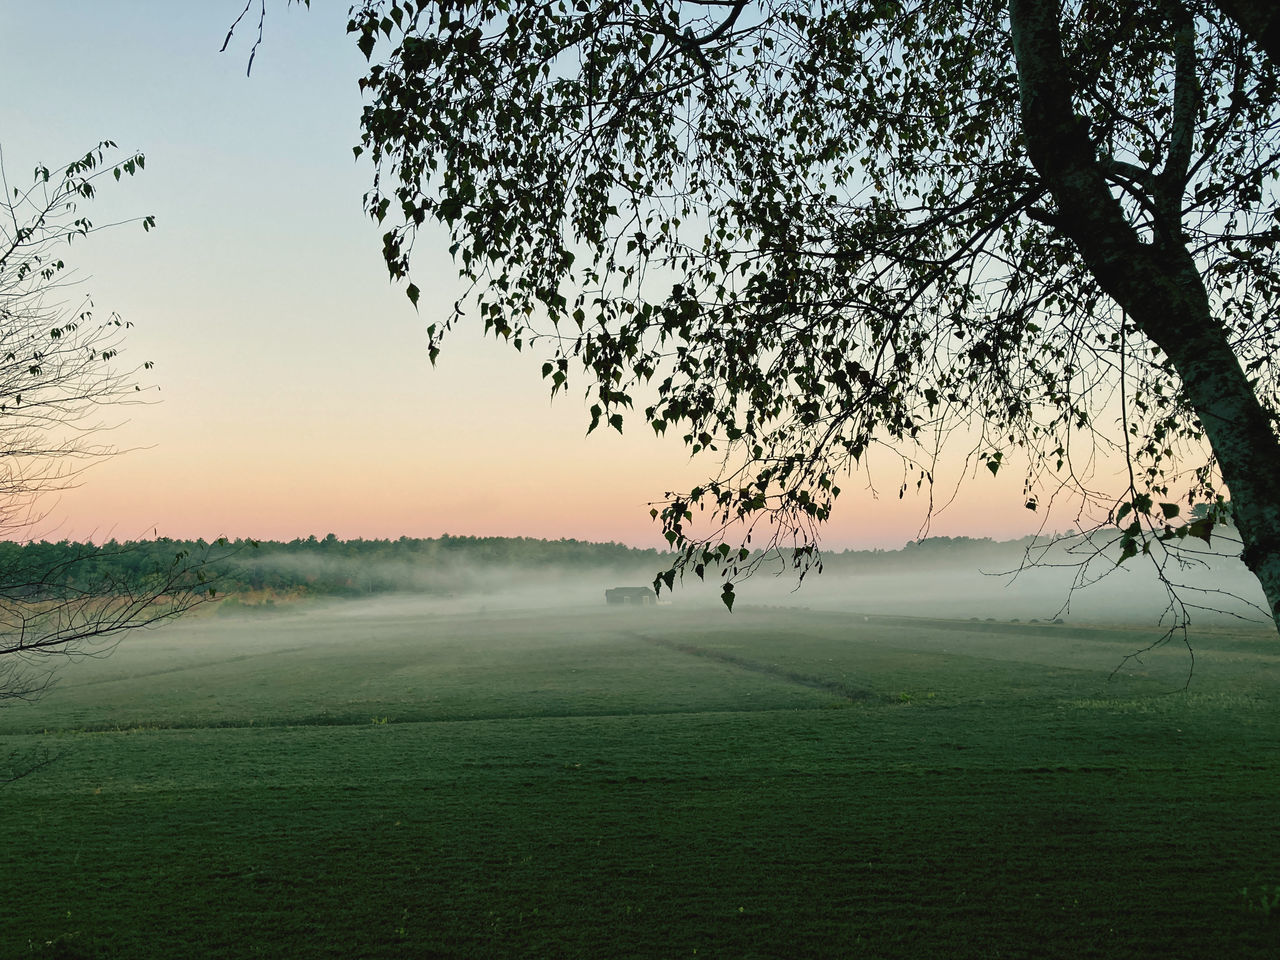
[{"x1": 2, "y1": 601, "x2": 1279, "y2": 958}]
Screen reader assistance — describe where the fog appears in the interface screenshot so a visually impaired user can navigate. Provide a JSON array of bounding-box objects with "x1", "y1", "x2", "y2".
[
  {"x1": 784, "y1": 532, "x2": 1267, "y2": 622},
  {"x1": 8, "y1": 533, "x2": 1271, "y2": 742},
  {"x1": 738, "y1": 553, "x2": 1268, "y2": 624},
  {"x1": 230, "y1": 534, "x2": 1270, "y2": 628}
]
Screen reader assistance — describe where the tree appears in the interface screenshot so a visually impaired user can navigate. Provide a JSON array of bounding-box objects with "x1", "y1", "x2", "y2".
[
  {"x1": 241, "y1": 2, "x2": 1280, "y2": 625},
  {"x1": 0, "y1": 142, "x2": 215, "y2": 748}
]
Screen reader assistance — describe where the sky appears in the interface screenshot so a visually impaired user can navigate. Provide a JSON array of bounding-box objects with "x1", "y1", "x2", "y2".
[{"x1": 0, "y1": 1, "x2": 1093, "y2": 550}]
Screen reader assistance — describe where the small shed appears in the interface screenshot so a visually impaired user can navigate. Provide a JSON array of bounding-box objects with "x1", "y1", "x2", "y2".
[{"x1": 605, "y1": 586, "x2": 657, "y2": 606}]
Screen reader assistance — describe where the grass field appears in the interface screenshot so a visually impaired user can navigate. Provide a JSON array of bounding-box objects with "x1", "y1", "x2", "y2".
[{"x1": 2, "y1": 598, "x2": 1278, "y2": 958}]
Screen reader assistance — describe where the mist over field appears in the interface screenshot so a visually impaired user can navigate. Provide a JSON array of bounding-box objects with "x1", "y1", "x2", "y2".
[
  {"x1": 242, "y1": 551, "x2": 663, "y2": 613},
  {"x1": 5, "y1": 531, "x2": 1279, "y2": 959},
  {"x1": 749, "y1": 538, "x2": 1269, "y2": 624},
  {"x1": 218, "y1": 532, "x2": 1271, "y2": 628},
  {"x1": 6, "y1": 583, "x2": 1279, "y2": 960}
]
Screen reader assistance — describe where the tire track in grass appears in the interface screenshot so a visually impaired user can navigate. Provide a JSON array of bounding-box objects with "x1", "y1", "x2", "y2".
[
  {"x1": 626, "y1": 631, "x2": 879, "y2": 703},
  {"x1": 29, "y1": 703, "x2": 812, "y2": 735},
  {"x1": 67, "y1": 647, "x2": 313, "y2": 687}
]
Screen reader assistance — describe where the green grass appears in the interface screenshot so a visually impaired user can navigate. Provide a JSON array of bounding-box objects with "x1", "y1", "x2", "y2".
[{"x1": 2, "y1": 602, "x2": 1279, "y2": 958}]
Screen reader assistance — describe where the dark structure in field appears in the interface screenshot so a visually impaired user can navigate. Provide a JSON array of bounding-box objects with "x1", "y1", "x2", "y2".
[{"x1": 605, "y1": 586, "x2": 657, "y2": 606}]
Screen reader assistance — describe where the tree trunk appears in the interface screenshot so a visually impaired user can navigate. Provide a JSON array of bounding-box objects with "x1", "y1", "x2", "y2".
[
  {"x1": 1153, "y1": 294, "x2": 1280, "y2": 629},
  {"x1": 1010, "y1": 0, "x2": 1280, "y2": 632}
]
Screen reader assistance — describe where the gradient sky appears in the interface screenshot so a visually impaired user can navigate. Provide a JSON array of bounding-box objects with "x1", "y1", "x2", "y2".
[{"x1": 0, "y1": 1, "x2": 1099, "y2": 549}]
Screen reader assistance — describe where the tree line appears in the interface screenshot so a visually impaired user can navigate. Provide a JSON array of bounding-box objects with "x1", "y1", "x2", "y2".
[
  {"x1": 0, "y1": 533, "x2": 1095, "y2": 600},
  {"x1": 0, "y1": 535, "x2": 668, "y2": 600}
]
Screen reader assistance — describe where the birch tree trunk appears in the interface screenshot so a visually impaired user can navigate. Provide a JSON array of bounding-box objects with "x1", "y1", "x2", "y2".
[{"x1": 1010, "y1": 0, "x2": 1280, "y2": 632}]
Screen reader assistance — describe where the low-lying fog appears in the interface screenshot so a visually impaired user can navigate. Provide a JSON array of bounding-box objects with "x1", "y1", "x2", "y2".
[
  {"x1": 243, "y1": 535, "x2": 1270, "y2": 627},
  {"x1": 741, "y1": 553, "x2": 1266, "y2": 623}
]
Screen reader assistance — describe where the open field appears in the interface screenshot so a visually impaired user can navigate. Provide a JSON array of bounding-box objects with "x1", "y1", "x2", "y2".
[{"x1": 2, "y1": 599, "x2": 1279, "y2": 958}]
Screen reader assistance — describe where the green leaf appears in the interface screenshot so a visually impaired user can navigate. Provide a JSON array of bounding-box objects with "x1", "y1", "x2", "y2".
[
  {"x1": 406, "y1": 283, "x2": 420, "y2": 307},
  {"x1": 720, "y1": 582, "x2": 735, "y2": 612},
  {"x1": 438, "y1": 197, "x2": 463, "y2": 224},
  {"x1": 1187, "y1": 518, "x2": 1215, "y2": 544},
  {"x1": 1118, "y1": 537, "x2": 1138, "y2": 564}
]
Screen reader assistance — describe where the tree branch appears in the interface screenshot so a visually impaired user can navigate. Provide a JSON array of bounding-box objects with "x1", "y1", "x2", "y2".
[
  {"x1": 1008, "y1": 0, "x2": 1161, "y2": 307},
  {"x1": 1159, "y1": 5, "x2": 1200, "y2": 238}
]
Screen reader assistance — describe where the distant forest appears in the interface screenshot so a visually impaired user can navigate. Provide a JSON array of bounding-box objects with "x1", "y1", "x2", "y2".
[{"x1": 0, "y1": 533, "x2": 1069, "y2": 603}]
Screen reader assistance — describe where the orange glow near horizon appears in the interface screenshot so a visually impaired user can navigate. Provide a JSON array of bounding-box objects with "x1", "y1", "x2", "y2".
[{"x1": 47, "y1": 400, "x2": 1115, "y2": 551}]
